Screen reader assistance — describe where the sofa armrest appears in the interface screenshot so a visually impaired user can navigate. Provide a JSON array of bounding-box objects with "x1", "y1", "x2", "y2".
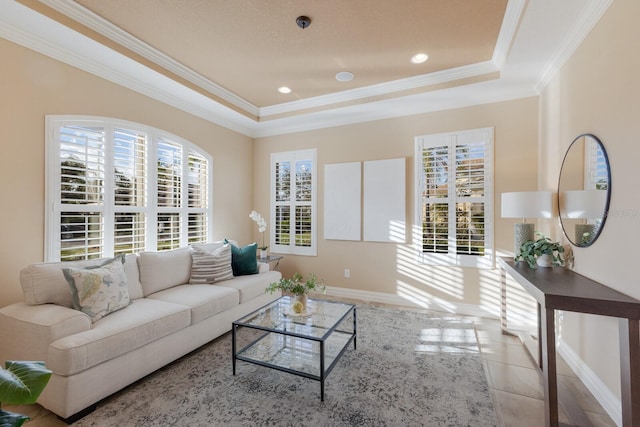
[
  {"x1": 0, "y1": 302, "x2": 91, "y2": 363},
  {"x1": 258, "y1": 262, "x2": 269, "y2": 273}
]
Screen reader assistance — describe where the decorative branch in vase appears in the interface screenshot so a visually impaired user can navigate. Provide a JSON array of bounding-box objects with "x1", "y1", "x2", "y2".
[
  {"x1": 266, "y1": 272, "x2": 326, "y2": 313},
  {"x1": 249, "y1": 210, "x2": 268, "y2": 258}
]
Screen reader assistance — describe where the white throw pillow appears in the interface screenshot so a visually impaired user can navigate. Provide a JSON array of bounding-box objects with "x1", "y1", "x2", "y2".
[
  {"x1": 189, "y1": 245, "x2": 234, "y2": 284},
  {"x1": 63, "y1": 255, "x2": 131, "y2": 322}
]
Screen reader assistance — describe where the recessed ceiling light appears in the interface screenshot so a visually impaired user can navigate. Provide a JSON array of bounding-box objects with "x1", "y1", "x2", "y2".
[
  {"x1": 278, "y1": 86, "x2": 292, "y2": 94},
  {"x1": 336, "y1": 71, "x2": 354, "y2": 82},
  {"x1": 410, "y1": 53, "x2": 429, "y2": 64}
]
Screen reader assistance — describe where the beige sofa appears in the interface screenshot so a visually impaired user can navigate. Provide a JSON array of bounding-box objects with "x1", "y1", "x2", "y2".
[{"x1": 0, "y1": 241, "x2": 281, "y2": 421}]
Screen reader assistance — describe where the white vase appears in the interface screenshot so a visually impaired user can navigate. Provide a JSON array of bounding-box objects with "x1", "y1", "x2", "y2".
[
  {"x1": 536, "y1": 254, "x2": 553, "y2": 267},
  {"x1": 259, "y1": 249, "x2": 268, "y2": 259},
  {"x1": 294, "y1": 293, "x2": 308, "y2": 311}
]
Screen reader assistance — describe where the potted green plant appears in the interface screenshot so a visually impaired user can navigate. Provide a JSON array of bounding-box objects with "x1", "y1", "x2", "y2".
[
  {"x1": 266, "y1": 272, "x2": 326, "y2": 312},
  {"x1": 0, "y1": 360, "x2": 52, "y2": 427},
  {"x1": 515, "y1": 232, "x2": 565, "y2": 269}
]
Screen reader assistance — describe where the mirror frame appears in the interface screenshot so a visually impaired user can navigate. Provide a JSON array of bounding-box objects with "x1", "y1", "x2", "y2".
[{"x1": 557, "y1": 133, "x2": 611, "y2": 247}]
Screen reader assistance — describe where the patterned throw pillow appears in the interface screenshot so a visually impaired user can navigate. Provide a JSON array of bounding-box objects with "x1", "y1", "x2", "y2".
[
  {"x1": 63, "y1": 255, "x2": 130, "y2": 322},
  {"x1": 189, "y1": 244, "x2": 234, "y2": 284}
]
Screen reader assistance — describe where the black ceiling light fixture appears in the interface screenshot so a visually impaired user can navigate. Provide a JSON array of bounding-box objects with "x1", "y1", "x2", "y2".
[{"x1": 296, "y1": 15, "x2": 311, "y2": 29}]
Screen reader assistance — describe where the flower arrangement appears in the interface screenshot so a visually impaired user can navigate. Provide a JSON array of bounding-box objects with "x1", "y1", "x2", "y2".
[
  {"x1": 249, "y1": 210, "x2": 267, "y2": 250},
  {"x1": 266, "y1": 272, "x2": 326, "y2": 296}
]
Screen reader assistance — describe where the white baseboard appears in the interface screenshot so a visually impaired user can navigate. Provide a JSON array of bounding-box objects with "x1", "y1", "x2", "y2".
[
  {"x1": 324, "y1": 285, "x2": 498, "y2": 320},
  {"x1": 558, "y1": 338, "x2": 622, "y2": 427}
]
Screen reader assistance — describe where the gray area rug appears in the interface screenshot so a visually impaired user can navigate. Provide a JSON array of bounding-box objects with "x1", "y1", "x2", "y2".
[{"x1": 73, "y1": 305, "x2": 497, "y2": 426}]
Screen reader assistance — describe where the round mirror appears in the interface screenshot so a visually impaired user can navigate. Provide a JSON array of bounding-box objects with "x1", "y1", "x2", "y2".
[{"x1": 557, "y1": 134, "x2": 611, "y2": 247}]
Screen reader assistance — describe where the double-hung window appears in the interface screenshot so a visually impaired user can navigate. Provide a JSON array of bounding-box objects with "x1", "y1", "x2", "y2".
[
  {"x1": 270, "y1": 149, "x2": 317, "y2": 256},
  {"x1": 46, "y1": 116, "x2": 212, "y2": 261},
  {"x1": 415, "y1": 128, "x2": 494, "y2": 268}
]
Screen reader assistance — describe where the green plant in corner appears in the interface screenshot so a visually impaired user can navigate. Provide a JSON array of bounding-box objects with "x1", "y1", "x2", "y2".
[
  {"x1": 0, "y1": 361, "x2": 52, "y2": 427},
  {"x1": 266, "y1": 272, "x2": 326, "y2": 296},
  {"x1": 515, "y1": 232, "x2": 565, "y2": 269}
]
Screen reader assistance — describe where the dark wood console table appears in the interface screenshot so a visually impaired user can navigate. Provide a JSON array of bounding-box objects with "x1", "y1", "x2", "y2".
[{"x1": 498, "y1": 257, "x2": 640, "y2": 427}]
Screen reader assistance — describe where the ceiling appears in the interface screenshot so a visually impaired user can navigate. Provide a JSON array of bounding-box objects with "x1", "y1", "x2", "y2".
[{"x1": 1, "y1": 0, "x2": 612, "y2": 137}]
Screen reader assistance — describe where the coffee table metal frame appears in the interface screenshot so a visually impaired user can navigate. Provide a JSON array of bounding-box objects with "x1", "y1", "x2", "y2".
[{"x1": 232, "y1": 296, "x2": 357, "y2": 401}]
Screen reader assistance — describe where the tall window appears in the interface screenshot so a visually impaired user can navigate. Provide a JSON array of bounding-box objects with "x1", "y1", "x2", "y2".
[
  {"x1": 46, "y1": 116, "x2": 212, "y2": 261},
  {"x1": 270, "y1": 149, "x2": 317, "y2": 256},
  {"x1": 415, "y1": 128, "x2": 494, "y2": 268}
]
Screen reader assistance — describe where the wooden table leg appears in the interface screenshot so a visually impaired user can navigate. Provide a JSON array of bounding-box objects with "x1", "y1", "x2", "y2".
[
  {"x1": 619, "y1": 318, "x2": 640, "y2": 427},
  {"x1": 540, "y1": 305, "x2": 559, "y2": 427},
  {"x1": 538, "y1": 303, "x2": 543, "y2": 370}
]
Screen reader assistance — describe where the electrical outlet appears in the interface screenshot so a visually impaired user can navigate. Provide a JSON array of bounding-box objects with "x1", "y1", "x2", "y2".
[{"x1": 344, "y1": 268, "x2": 350, "y2": 278}]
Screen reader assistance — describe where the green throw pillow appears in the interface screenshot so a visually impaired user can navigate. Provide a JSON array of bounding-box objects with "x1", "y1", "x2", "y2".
[{"x1": 225, "y1": 240, "x2": 259, "y2": 276}]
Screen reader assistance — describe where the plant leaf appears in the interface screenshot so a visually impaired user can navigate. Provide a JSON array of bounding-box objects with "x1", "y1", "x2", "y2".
[
  {"x1": 0, "y1": 361, "x2": 52, "y2": 405},
  {"x1": 0, "y1": 409, "x2": 29, "y2": 427}
]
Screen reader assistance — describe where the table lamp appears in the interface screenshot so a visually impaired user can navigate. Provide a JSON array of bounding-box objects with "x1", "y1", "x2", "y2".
[
  {"x1": 560, "y1": 190, "x2": 606, "y2": 244},
  {"x1": 501, "y1": 191, "x2": 553, "y2": 256}
]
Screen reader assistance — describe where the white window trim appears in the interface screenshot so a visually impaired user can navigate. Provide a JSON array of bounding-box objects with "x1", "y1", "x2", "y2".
[
  {"x1": 45, "y1": 115, "x2": 213, "y2": 261},
  {"x1": 270, "y1": 149, "x2": 317, "y2": 256},
  {"x1": 414, "y1": 127, "x2": 494, "y2": 269}
]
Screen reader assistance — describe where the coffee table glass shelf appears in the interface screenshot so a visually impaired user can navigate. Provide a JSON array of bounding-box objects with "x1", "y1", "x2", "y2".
[{"x1": 232, "y1": 296, "x2": 356, "y2": 401}]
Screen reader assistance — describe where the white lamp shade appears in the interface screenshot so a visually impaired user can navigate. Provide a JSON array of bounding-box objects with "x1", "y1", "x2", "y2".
[
  {"x1": 561, "y1": 190, "x2": 607, "y2": 218},
  {"x1": 501, "y1": 191, "x2": 553, "y2": 219}
]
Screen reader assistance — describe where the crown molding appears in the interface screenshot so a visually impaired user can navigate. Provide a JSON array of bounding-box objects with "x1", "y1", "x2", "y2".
[
  {"x1": 492, "y1": 0, "x2": 526, "y2": 69},
  {"x1": 0, "y1": 1, "x2": 257, "y2": 136},
  {"x1": 1, "y1": 0, "x2": 608, "y2": 138},
  {"x1": 259, "y1": 60, "x2": 499, "y2": 118},
  {"x1": 535, "y1": 0, "x2": 614, "y2": 93},
  {"x1": 37, "y1": 0, "x2": 523, "y2": 122},
  {"x1": 253, "y1": 79, "x2": 537, "y2": 138},
  {"x1": 38, "y1": 0, "x2": 260, "y2": 117}
]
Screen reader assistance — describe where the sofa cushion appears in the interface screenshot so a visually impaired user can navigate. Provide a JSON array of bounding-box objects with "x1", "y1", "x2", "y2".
[
  {"x1": 47, "y1": 298, "x2": 190, "y2": 376},
  {"x1": 189, "y1": 245, "x2": 234, "y2": 284},
  {"x1": 226, "y1": 241, "x2": 258, "y2": 276},
  {"x1": 63, "y1": 255, "x2": 131, "y2": 322},
  {"x1": 138, "y1": 247, "x2": 192, "y2": 296},
  {"x1": 123, "y1": 254, "x2": 143, "y2": 300},
  {"x1": 21, "y1": 256, "x2": 141, "y2": 308},
  {"x1": 218, "y1": 270, "x2": 282, "y2": 304},
  {"x1": 21, "y1": 258, "x2": 105, "y2": 308},
  {"x1": 146, "y1": 284, "x2": 239, "y2": 324}
]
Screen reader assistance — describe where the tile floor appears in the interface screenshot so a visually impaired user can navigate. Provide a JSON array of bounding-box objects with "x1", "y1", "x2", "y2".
[
  {"x1": 473, "y1": 316, "x2": 617, "y2": 427},
  {"x1": 7, "y1": 298, "x2": 617, "y2": 427}
]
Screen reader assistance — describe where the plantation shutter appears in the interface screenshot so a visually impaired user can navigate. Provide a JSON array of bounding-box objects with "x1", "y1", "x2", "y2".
[
  {"x1": 271, "y1": 150, "x2": 317, "y2": 256},
  {"x1": 156, "y1": 139, "x2": 182, "y2": 250},
  {"x1": 586, "y1": 139, "x2": 609, "y2": 190},
  {"x1": 415, "y1": 128, "x2": 493, "y2": 268},
  {"x1": 46, "y1": 116, "x2": 213, "y2": 261},
  {"x1": 187, "y1": 152, "x2": 209, "y2": 243},
  {"x1": 113, "y1": 127, "x2": 147, "y2": 256},
  {"x1": 58, "y1": 124, "x2": 106, "y2": 260}
]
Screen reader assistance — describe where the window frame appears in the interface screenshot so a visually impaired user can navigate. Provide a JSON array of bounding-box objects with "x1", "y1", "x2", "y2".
[
  {"x1": 45, "y1": 115, "x2": 213, "y2": 261},
  {"x1": 414, "y1": 127, "x2": 494, "y2": 268},
  {"x1": 270, "y1": 149, "x2": 317, "y2": 256}
]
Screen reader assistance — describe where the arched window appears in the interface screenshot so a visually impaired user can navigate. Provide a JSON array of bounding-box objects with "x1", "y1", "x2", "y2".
[{"x1": 46, "y1": 116, "x2": 212, "y2": 261}]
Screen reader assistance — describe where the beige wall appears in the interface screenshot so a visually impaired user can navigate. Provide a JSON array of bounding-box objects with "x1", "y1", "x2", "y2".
[
  {"x1": 0, "y1": 38, "x2": 254, "y2": 307},
  {"x1": 255, "y1": 98, "x2": 539, "y2": 314},
  {"x1": 540, "y1": 0, "x2": 640, "y2": 405}
]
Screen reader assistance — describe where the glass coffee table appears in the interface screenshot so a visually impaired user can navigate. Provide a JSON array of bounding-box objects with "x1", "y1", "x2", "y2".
[{"x1": 232, "y1": 296, "x2": 356, "y2": 401}]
